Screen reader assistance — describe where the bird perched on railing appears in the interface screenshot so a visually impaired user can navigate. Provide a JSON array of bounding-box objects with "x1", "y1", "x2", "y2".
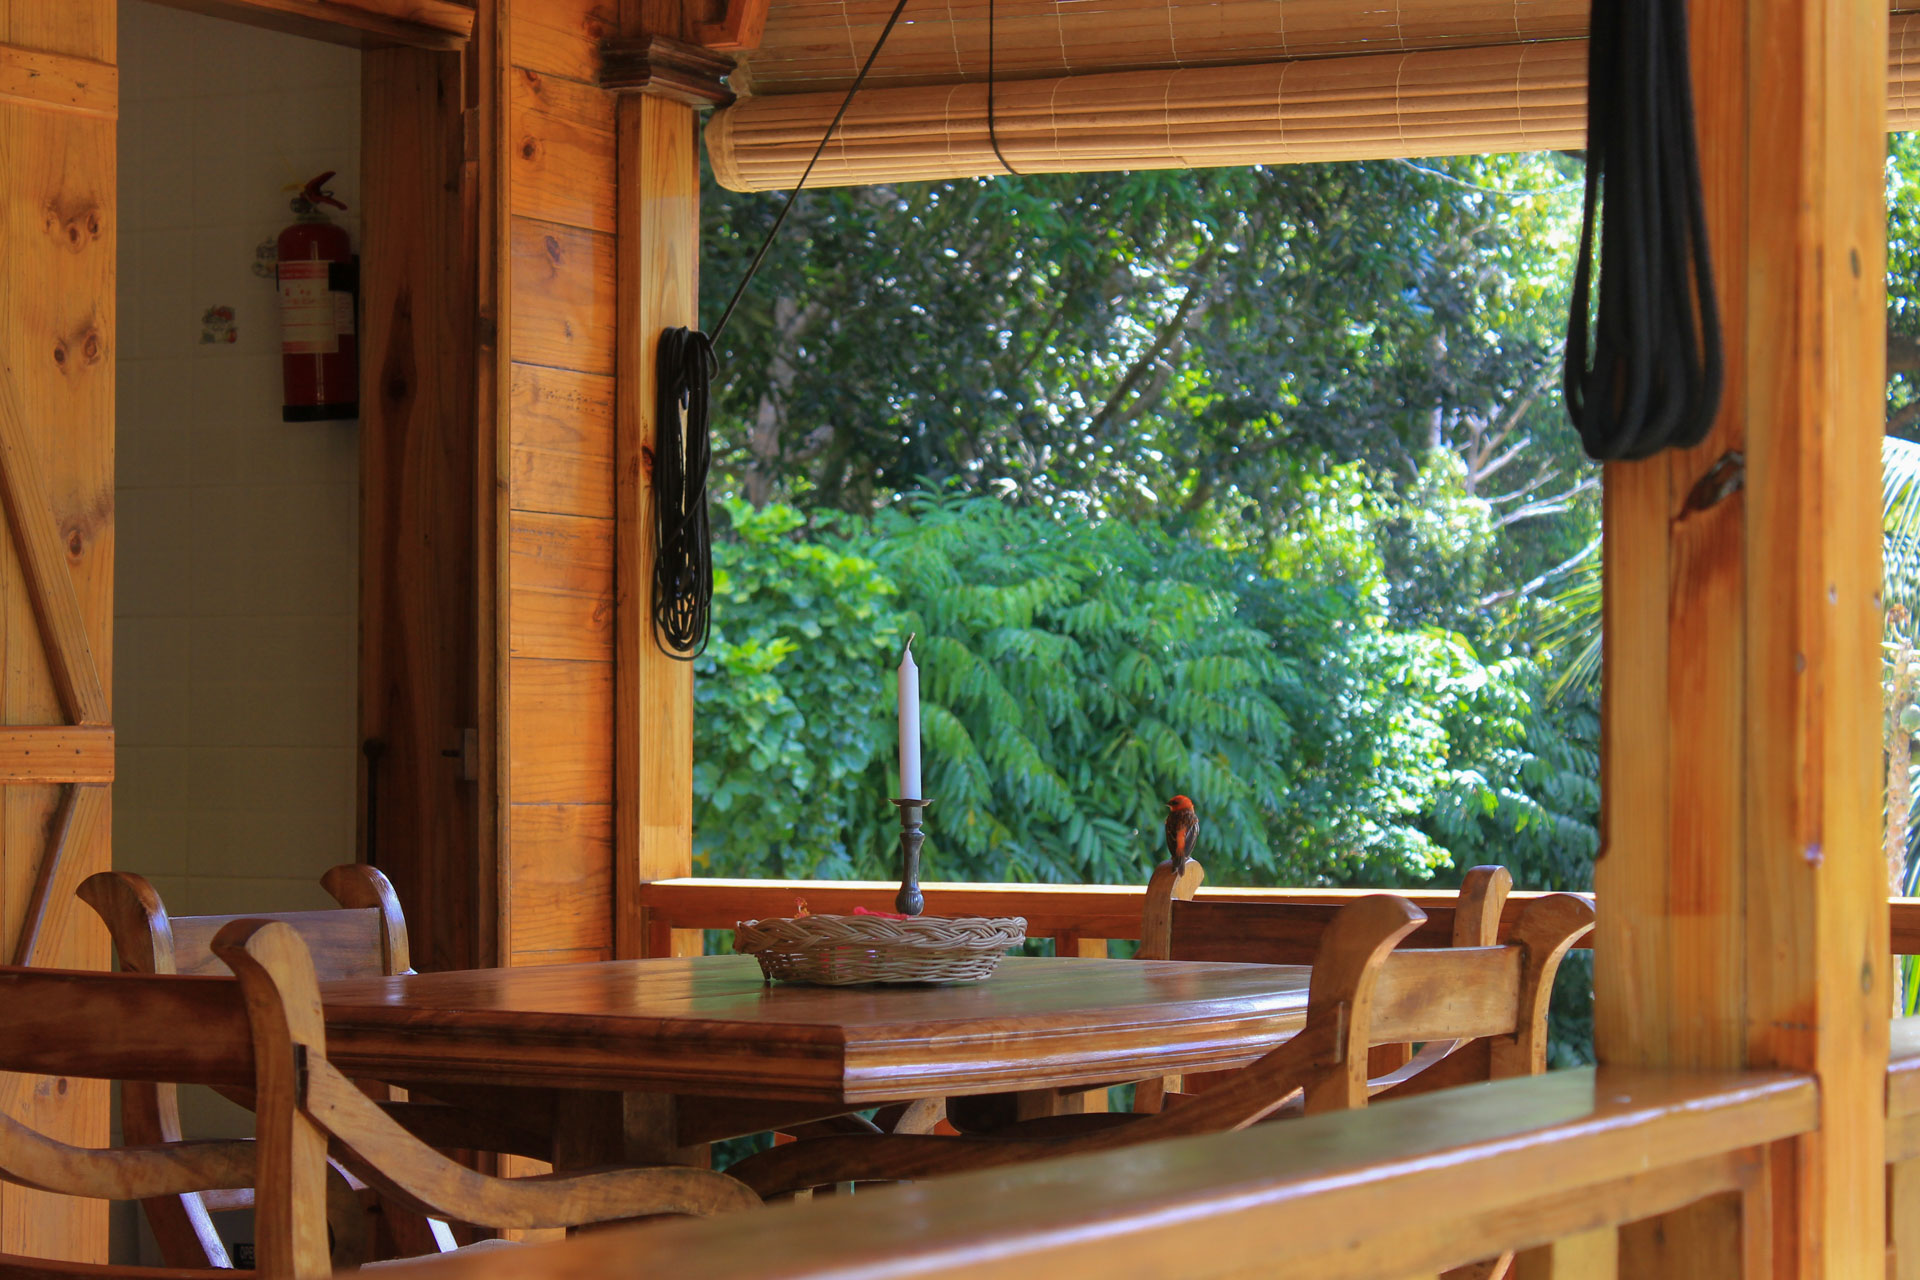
[{"x1": 1164, "y1": 795, "x2": 1198, "y2": 873}]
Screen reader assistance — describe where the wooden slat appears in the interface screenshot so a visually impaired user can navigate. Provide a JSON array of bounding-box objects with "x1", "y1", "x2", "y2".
[
  {"x1": 509, "y1": 69, "x2": 615, "y2": 232},
  {"x1": 8, "y1": 782, "x2": 105, "y2": 967},
  {"x1": 507, "y1": 510, "x2": 613, "y2": 662},
  {"x1": 509, "y1": 0, "x2": 616, "y2": 84},
  {"x1": 507, "y1": 365, "x2": 615, "y2": 519},
  {"x1": 374, "y1": 1068, "x2": 1818, "y2": 1280},
  {"x1": 613, "y1": 96, "x2": 698, "y2": 960},
  {"x1": 508, "y1": 218, "x2": 616, "y2": 376},
  {"x1": 505, "y1": 658, "x2": 612, "y2": 804},
  {"x1": 1368, "y1": 946, "x2": 1523, "y2": 1044},
  {"x1": 505, "y1": 803, "x2": 614, "y2": 959},
  {"x1": 0, "y1": 376, "x2": 107, "y2": 728},
  {"x1": 0, "y1": 42, "x2": 113, "y2": 117},
  {"x1": 139, "y1": 0, "x2": 473, "y2": 51},
  {"x1": 0, "y1": 725, "x2": 111, "y2": 782}
]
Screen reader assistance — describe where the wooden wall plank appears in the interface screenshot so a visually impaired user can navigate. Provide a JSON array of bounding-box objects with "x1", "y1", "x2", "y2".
[
  {"x1": 508, "y1": 511, "x2": 614, "y2": 662},
  {"x1": 508, "y1": 0, "x2": 614, "y2": 83},
  {"x1": 505, "y1": 802, "x2": 613, "y2": 957},
  {"x1": 509, "y1": 67, "x2": 615, "y2": 232},
  {"x1": 0, "y1": 0, "x2": 114, "y2": 1257},
  {"x1": 1594, "y1": 0, "x2": 1889, "y2": 1271},
  {"x1": 613, "y1": 95, "x2": 698, "y2": 959},
  {"x1": 505, "y1": 657, "x2": 612, "y2": 805},
  {"x1": 508, "y1": 219, "x2": 616, "y2": 376},
  {"x1": 507, "y1": 365, "x2": 615, "y2": 518},
  {"x1": 361, "y1": 45, "x2": 483, "y2": 974}
]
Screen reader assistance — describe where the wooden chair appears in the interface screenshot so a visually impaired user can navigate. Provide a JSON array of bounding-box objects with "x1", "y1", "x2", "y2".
[
  {"x1": 1134, "y1": 861, "x2": 1514, "y2": 1110},
  {"x1": 725, "y1": 890, "x2": 1594, "y2": 1202},
  {"x1": 77, "y1": 866, "x2": 548, "y2": 1267},
  {"x1": 0, "y1": 922, "x2": 760, "y2": 1279},
  {"x1": 79, "y1": 865, "x2": 426, "y2": 1267}
]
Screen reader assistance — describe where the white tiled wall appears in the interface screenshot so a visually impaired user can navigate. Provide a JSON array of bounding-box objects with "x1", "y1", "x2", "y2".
[{"x1": 115, "y1": 0, "x2": 361, "y2": 922}]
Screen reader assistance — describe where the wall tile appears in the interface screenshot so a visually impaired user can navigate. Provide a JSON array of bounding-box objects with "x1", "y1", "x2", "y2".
[
  {"x1": 188, "y1": 808, "x2": 353, "y2": 881},
  {"x1": 114, "y1": 487, "x2": 192, "y2": 617},
  {"x1": 188, "y1": 484, "x2": 355, "y2": 617},
  {"x1": 115, "y1": 0, "x2": 361, "y2": 930}
]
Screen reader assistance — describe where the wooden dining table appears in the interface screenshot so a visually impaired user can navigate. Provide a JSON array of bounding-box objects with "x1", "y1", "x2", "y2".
[{"x1": 318, "y1": 954, "x2": 1311, "y2": 1168}]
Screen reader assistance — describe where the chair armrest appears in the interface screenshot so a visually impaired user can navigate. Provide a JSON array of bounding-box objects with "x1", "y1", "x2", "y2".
[
  {"x1": 306, "y1": 1059, "x2": 760, "y2": 1229},
  {"x1": 0, "y1": 1110, "x2": 254, "y2": 1202}
]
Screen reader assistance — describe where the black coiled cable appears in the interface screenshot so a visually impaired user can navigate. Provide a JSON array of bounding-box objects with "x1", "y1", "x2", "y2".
[
  {"x1": 1563, "y1": 0, "x2": 1723, "y2": 461},
  {"x1": 649, "y1": 0, "x2": 918, "y2": 658},
  {"x1": 652, "y1": 327, "x2": 717, "y2": 658}
]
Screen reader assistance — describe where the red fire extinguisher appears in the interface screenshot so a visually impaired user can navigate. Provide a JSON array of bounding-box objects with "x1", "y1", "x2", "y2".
[{"x1": 277, "y1": 171, "x2": 358, "y2": 422}]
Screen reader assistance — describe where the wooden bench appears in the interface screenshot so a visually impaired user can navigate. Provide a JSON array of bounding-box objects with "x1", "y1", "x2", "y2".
[{"x1": 386, "y1": 1065, "x2": 1813, "y2": 1280}]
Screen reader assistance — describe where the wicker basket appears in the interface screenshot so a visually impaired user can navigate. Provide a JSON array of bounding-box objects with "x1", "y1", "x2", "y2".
[{"x1": 733, "y1": 914, "x2": 1028, "y2": 985}]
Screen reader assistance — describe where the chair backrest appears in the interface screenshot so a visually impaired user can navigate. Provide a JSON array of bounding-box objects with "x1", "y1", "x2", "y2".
[
  {"x1": 1145, "y1": 861, "x2": 1515, "y2": 965},
  {"x1": 75, "y1": 865, "x2": 410, "y2": 1270},
  {"x1": 0, "y1": 962, "x2": 331, "y2": 1279},
  {"x1": 80, "y1": 864, "x2": 411, "y2": 982},
  {"x1": 1130, "y1": 888, "x2": 1592, "y2": 1134}
]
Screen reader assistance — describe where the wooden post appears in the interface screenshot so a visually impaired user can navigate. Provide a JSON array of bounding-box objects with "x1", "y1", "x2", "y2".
[
  {"x1": 609, "y1": 11, "x2": 718, "y2": 960},
  {"x1": 360, "y1": 46, "x2": 484, "y2": 974},
  {"x1": 1595, "y1": 0, "x2": 1887, "y2": 1272}
]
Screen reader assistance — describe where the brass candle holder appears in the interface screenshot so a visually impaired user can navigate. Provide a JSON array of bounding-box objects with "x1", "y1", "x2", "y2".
[{"x1": 890, "y1": 797, "x2": 932, "y2": 917}]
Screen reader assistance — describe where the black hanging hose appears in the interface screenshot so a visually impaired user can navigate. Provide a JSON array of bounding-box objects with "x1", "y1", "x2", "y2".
[
  {"x1": 1563, "y1": 0, "x2": 1723, "y2": 461},
  {"x1": 649, "y1": 0, "x2": 918, "y2": 658}
]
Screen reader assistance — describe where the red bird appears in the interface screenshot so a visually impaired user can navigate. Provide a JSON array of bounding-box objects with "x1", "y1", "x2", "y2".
[{"x1": 1164, "y1": 795, "x2": 1199, "y2": 869}]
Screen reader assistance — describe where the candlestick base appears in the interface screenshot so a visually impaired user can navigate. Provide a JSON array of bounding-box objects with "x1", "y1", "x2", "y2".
[{"x1": 890, "y1": 797, "x2": 932, "y2": 917}]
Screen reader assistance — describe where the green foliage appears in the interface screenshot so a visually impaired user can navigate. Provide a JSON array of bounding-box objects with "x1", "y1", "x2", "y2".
[
  {"x1": 691, "y1": 500, "x2": 902, "y2": 879},
  {"x1": 693, "y1": 495, "x2": 1600, "y2": 901}
]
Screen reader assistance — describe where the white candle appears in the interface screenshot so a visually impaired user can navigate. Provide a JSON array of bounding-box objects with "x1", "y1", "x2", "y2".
[{"x1": 898, "y1": 635, "x2": 922, "y2": 800}]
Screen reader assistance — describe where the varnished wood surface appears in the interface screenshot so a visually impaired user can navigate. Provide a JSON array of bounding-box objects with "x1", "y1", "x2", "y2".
[
  {"x1": 320, "y1": 955, "x2": 1310, "y2": 1102},
  {"x1": 640, "y1": 878, "x2": 1920, "y2": 956},
  {"x1": 389, "y1": 1067, "x2": 1815, "y2": 1280}
]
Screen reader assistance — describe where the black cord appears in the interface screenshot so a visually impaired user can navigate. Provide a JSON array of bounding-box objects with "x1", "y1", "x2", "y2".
[
  {"x1": 652, "y1": 328, "x2": 717, "y2": 659},
  {"x1": 651, "y1": 0, "x2": 917, "y2": 657},
  {"x1": 986, "y1": 0, "x2": 1020, "y2": 176},
  {"x1": 1563, "y1": 0, "x2": 1723, "y2": 461},
  {"x1": 710, "y1": 0, "x2": 918, "y2": 343}
]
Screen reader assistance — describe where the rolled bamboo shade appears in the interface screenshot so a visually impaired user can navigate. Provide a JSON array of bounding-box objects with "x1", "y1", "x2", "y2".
[
  {"x1": 743, "y1": 0, "x2": 1916, "y2": 95},
  {"x1": 742, "y1": 0, "x2": 1586, "y2": 94},
  {"x1": 712, "y1": 13, "x2": 1920, "y2": 192}
]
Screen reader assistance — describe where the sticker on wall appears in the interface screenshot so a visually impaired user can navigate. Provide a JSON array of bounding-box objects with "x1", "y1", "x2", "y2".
[
  {"x1": 253, "y1": 238, "x2": 278, "y2": 280},
  {"x1": 200, "y1": 305, "x2": 237, "y2": 345}
]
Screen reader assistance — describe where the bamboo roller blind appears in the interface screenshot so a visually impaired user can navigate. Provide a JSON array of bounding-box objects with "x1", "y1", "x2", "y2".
[
  {"x1": 742, "y1": 0, "x2": 1914, "y2": 94},
  {"x1": 741, "y1": 0, "x2": 1586, "y2": 93},
  {"x1": 711, "y1": 13, "x2": 1920, "y2": 191}
]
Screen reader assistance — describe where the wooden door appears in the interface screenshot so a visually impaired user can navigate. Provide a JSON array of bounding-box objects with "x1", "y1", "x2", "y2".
[{"x1": 0, "y1": 0, "x2": 117, "y2": 1262}]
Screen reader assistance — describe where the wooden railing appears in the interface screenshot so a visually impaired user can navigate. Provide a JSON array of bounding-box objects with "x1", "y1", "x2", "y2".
[
  {"x1": 400, "y1": 1065, "x2": 1815, "y2": 1279},
  {"x1": 637, "y1": 877, "x2": 1920, "y2": 958}
]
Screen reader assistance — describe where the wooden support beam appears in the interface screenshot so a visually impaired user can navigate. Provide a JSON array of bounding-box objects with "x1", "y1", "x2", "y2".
[
  {"x1": 1595, "y1": 0, "x2": 1888, "y2": 1271},
  {"x1": 138, "y1": 0, "x2": 473, "y2": 51},
  {"x1": 612, "y1": 64, "x2": 700, "y2": 959}
]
